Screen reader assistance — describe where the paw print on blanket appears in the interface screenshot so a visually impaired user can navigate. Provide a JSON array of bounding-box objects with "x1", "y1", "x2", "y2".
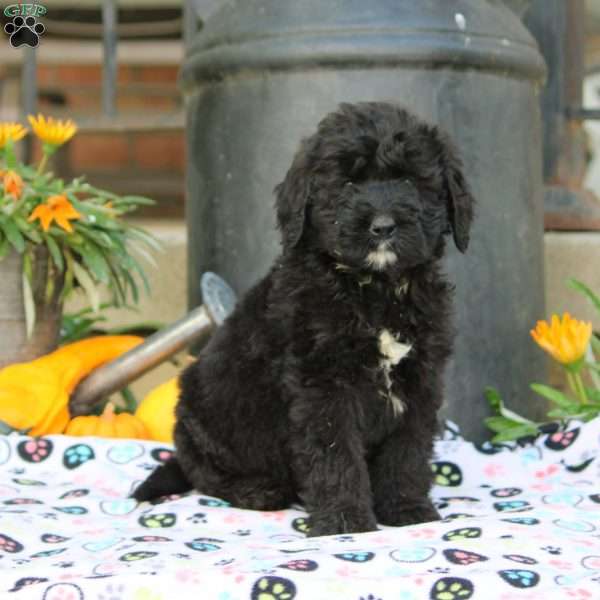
[
  {"x1": 389, "y1": 546, "x2": 436, "y2": 563},
  {"x1": 493, "y1": 500, "x2": 531, "y2": 513},
  {"x1": 0, "y1": 533, "x2": 24, "y2": 553},
  {"x1": 4, "y1": 16, "x2": 45, "y2": 48},
  {"x1": 442, "y1": 527, "x2": 481, "y2": 542},
  {"x1": 441, "y1": 513, "x2": 475, "y2": 522},
  {"x1": 42, "y1": 583, "x2": 84, "y2": 600},
  {"x1": 501, "y1": 517, "x2": 539, "y2": 526},
  {"x1": 491, "y1": 487, "x2": 522, "y2": 498},
  {"x1": 9, "y1": 577, "x2": 48, "y2": 592},
  {"x1": 150, "y1": 448, "x2": 174, "y2": 463},
  {"x1": 429, "y1": 577, "x2": 474, "y2": 600},
  {"x1": 138, "y1": 512, "x2": 176, "y2": 528},
  {"x1": 431, "y1": 462, "x2": 462, "y2": 486},
  {"x1": 63, "y1": 444, "x2": 95, "y2": 469},
  {"x1": 187, "y1": 512, "x2": 208, "y2": 524},
  {"x1": 333, "y1": 551, "x2": 374, "y2": 563},
  {"x1": 41, "y1": 534, "x2": 70, "y2": 544},
  {"x1": 443, "y1": 549, "x2": 488, "y2": 565},
  {"x1": 59, "y1": 489, "x2": 89, "y2": 500},
  {"x1": 106, "y1": 442, "x2": 145, "y2": 464},
  {"x1": 503, "y1": 554, "x2": 538, "y2": 565},
  {"x1": 198, "y1": 496, "x2": 230, "y2": 507},
  {"x1": 53, "y1": 505, "x2": 87, "y2": 515},
  {"x1": 30, "y1": 548, "x2": 67, "y2": 559},
  {"x1": 251, "y1": 576, "x2": 296, "y2": 600},
  {"x1": 12, "y1": 478, "x2": 45, "y2": 486},
  {"x1": 498, "y1": 569, "x2": 540, "y2": 588},
  {"x1": 278, "y1": 559, "x2": 319, "y2": 572},
  {"x1": 119, "y1": 551, "x2": 158, "y2": 562},
  {"x1": 291, "y1": 516, "x2": 311, "y2": 534},
  {"x1": 185, "y1": 537, "x2": 223, "y2": 552},
  {"x1": 17, "y1": 438, "x2": 53, "y2": 463},
  {"x1": 544, "y1": 428, "x2": 579, "y2": 450}
]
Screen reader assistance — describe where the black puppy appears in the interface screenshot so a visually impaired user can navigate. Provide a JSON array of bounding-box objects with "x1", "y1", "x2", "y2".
[{"x1": 133, "y1": 102, "x2": 474, "y2": 537}]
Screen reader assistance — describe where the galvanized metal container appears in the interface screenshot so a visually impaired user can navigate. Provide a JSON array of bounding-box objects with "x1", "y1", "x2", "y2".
[
  {"x1": 0, "y1": 250, "x2": 62, "y2": 368},
  {"x1": 182, "y1": 0, "x2": 547, "y2": 440}
]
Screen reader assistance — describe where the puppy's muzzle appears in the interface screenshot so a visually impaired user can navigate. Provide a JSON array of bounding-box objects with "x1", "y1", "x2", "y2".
[{"x1": 369, "y1": 215, "x2": 396, "y2": 240}]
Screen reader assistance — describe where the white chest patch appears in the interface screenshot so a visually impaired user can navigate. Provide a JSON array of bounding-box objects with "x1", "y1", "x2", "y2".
[
  {"x1": 377, "y1": 329, "x2": 411, "y2": 416},
  {"x1": 366, "y1": 244, "x2": 397, "y2": 271}
]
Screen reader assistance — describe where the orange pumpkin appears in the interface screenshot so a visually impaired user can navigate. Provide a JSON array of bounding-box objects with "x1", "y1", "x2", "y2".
[
  {"x1": 0, "y1": 335, "x2": 143, "y2": 436},
  {"x1": 65, "y1": 402, "x2": 149, "y2": 439}
]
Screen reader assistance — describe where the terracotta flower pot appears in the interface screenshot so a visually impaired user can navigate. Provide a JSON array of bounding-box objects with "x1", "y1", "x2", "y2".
[{"x1": 0, "y1": 248, "x2": 63, "y2": 368}]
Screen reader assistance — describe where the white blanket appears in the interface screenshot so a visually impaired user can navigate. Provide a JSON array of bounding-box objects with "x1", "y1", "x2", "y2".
[{"x1": 0, "y1": 419, "x2": 599, "y2": 599}]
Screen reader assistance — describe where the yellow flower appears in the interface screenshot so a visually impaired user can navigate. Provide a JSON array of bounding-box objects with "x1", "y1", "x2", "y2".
[
  {"x1": 3, "y1": 170, "x2": 23, "y2": 199},
  {"x1": 0, "y1": 122, "x2": 27, "y2": 149},
  {"x1": 27, "y1": 114, "x2": 77, "y2": 147},
  {"x1": 530, "y1": 312, "x2": 593, "y2": 366},
  {"x1": 28, "y1": 194, "x2": 81, "y2": 232}
]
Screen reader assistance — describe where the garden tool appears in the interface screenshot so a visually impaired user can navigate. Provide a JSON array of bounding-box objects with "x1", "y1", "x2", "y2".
[{"x1": 69, "y1": 272, "x2": 236, "y2": 416}]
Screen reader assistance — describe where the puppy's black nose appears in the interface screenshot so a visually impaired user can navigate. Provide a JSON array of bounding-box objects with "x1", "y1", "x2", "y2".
[{"x1": 369, "y1": 215, "x2": 396, "y2": 238}]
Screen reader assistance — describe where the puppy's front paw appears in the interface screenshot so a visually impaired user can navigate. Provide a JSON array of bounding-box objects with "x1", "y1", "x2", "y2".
[
  {"x1": 376, "y1": 500, "x2": 440, "y2": 527},
  {"x1": 307, "y1": 508, "x2": 378, "y2": 537}
]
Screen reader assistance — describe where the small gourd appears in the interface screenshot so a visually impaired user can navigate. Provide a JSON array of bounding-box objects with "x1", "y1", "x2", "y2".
[
  {"x1": 135, "y1": 377, "x2": 179, "y2": 443},
  {"x1": 65, "y1": 402, "x2": 149, "y2": 439}
]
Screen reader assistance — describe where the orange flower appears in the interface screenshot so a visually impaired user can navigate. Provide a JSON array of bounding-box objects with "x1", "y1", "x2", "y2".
[
  {"x1": 530, "y1": 313, "x2": 593, "y2": 366},
  {"x1": 3, "y1": 170, "x2": 23, "y2": 199},
  {"x1": 28, "y1": 194, "x2": 81, "y2": 232}
]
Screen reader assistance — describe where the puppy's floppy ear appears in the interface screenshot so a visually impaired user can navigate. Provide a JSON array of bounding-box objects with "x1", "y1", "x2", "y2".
[
  {"x1": 439, "y1": 135, "x2": 475, "y2": 253},
  {"x1": 274, "y1": 149, "x2": 310, "y2": 250}
]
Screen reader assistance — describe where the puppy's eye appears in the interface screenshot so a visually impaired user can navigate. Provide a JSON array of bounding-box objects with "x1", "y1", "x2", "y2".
[{"x1": 345, "y1": 181, "x2": 354, "y2": 187}]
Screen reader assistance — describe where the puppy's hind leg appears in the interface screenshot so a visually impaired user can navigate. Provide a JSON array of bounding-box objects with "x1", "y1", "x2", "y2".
[{"x1": 131, "y1": 456, "x2": 192, "y2": 502}]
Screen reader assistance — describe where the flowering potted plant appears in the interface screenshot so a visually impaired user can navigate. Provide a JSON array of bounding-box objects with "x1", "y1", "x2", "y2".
[
  {"x1": 485, "y1": 280, "x2": 600, "y2": 442},
  {"x1": 0, "y1": 116, "x2": 157, "y2": 367}
]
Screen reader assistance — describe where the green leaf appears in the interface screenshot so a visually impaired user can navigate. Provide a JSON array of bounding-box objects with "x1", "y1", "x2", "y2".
[
  {"x1": 22, "y1": 249, "x2": 33, "y2": 282},
  {"x1": 568, "y1": 278, "x2": 600, "y2": 314},
  {"x1": 484, "y1": 415, "x2": 523, "y2": 433},
  {"x1": 22, "y1": 272, "x2": 35, "y2": 338},
  {"x1": 485, "y1": 386, "x2": 537, "y2": 425},
  {"x1": 45, "y1": 235, "x2": 64, "y2": 272},
  {"x1": 4, "y1": 139, "x2": 17, "y2": 169},
  {"x1": 122, "y1": 268, "x2": 140, "y2": 304},
  {"x1": 120, "y1": 387, "x2": 138, "y2": 413},
  {"x1": 15, "y1": 218, "x2": 43, "y2": 244},
  {"x1": 71, "y1": 261, "x2": 101, "y2": 313},
  {"x1": 546, "y1": 408, "x2": 574, "y2": 419},
  {"x1": 484, "y1": 387, "x2": 503, "y2": 412},
  {"x1": 60, "y1": 258, "x2": 75, "y2": 301},
  {"x1": 530, "y1": 383, "x2": 579, "y2": 409},
  {"x1": 491, "y1": 424, "x2": 540, "y2": 443},
  {"x1": 0, "y1": 218, "x2": 25, "y2": 253},
  {"x1": 117, "y1": 195, "x2": 155, "y2": 206},
  {"x1": 77, "y1": 242, "x2": 110, "y2": 283},
  {"x1": 584, "y1": 387, "x2": 600, "y2": 403},
  {"x1": 127, "y1": 226, "x2": 162, "y2": 252}
]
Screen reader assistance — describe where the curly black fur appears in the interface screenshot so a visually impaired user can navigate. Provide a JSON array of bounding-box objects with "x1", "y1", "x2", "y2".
[{"x1": 133, "y1": 102, "x2": 475, "y2": 537}]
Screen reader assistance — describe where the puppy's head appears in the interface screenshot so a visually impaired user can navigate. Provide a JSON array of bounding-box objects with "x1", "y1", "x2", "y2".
[{"x1": 275, "y1": 102, "x2": 474, "y2": 274}]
